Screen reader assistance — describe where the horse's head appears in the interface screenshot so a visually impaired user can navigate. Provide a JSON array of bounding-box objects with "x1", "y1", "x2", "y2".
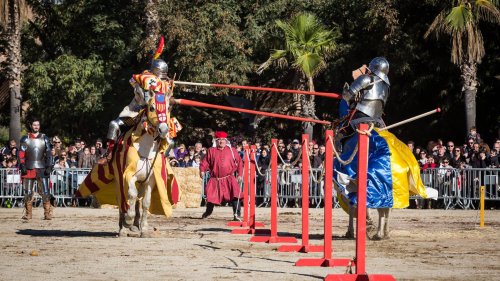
[{"x1": 146, "y1": 91, "x2": 170, "y2": 139}]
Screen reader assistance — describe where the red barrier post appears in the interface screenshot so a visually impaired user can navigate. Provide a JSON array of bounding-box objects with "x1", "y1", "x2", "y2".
[
  {"x1": 279, "y1": 134, "x2": 322, "y2": 252},
  {"x1": 250, "y1": 139, "x2": 297, "y2": 243},
  {"x1": 296, "y1": 130, "x2": 351, "y2": 267},
  {"x1": 232, "y1": 146, "x2": 268, "y2": 235},
  {"x1": 325, "y1": 123, "x2": 395, "y2": 280}
]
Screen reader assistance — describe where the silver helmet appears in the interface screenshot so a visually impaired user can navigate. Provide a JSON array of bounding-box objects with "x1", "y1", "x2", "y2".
[
  {"x1": 151, "y1": 59, "x2": 168, "y2": 79},
  {"x1": 368, "y1": 57, "x2": 390, "y2": 85}
]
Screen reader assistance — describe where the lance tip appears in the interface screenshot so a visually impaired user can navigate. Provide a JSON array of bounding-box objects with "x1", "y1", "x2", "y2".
[{"x1": 436, "y1": 107, "x2": 441, "y2": 113}]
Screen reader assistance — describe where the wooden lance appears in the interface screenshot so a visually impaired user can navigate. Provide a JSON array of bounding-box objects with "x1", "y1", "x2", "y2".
[
  {"x1": 173, "y1": 81, "x2": 341, "y2": 99},
  {"x1": 379, "y1": 108, "x2": 441, "y2": 131},
  {"x1": 171, "y1": 98, "x2": 332, "y2": 125}
]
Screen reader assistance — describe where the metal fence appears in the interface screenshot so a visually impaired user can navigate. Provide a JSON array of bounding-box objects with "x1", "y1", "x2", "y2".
[
  {"x1": 2, "y1": 167, "x2": 499, "y2": 209},
  {"x1": 0, "y1": 167, "x2": 91, "y2": 208}
]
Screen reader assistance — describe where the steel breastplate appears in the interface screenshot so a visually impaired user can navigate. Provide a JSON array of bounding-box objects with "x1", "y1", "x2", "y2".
[{"x1": 25, "y1": 138, "x2": 46, "y2": 169}]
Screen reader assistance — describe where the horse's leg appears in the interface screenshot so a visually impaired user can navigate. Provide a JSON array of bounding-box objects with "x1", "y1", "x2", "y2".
[
  {"x1": 140, "y1": 181, "x2": 153, "y2": 238},
  {"x1": 125, "y1": 175, "x2": 138, "y2": 227},
  {"x1": 118, "y1": 210, "x2": 127, "y2": 237},
  {"x1": 383, "y1": 208, "x2": 390, "y2": 238},
  {"x1": 373, "y1": 208, "x2": 390, "y2": 240},
  {"x1": 345, "y1": 205, "x2": 355, "y2": 239}
]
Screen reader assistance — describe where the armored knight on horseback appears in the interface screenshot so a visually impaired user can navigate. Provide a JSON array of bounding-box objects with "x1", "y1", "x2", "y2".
[{"x1": 105, "y1": 37, "x2": 178, "y2": 159}]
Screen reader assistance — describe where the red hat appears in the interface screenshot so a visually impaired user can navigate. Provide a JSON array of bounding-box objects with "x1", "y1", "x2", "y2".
[{"x1": 214, "y1": 131, "x2": 228, "y2": 139}]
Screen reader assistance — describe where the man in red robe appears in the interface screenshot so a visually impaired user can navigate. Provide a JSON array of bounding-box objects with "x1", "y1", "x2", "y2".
[{"x1": 200, "y1": 131, "x2": 243, "y2": 220}]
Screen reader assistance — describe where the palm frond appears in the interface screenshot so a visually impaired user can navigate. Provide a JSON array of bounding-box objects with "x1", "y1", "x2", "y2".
[
  {"x1": 446, "y1": 4, "x2": 473, "y2": 32},
  {"x1": 294, "y1": 53, "x2": 322, "y2": 78},
  {"x1": 475, "y1": 0, "x2": 500, "y2": 23},
  {"x1": 424, "y1": 10, "x2": 448, "y2": 39}
]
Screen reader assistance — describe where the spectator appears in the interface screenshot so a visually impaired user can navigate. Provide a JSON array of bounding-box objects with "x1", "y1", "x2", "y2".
[
  {"x1": 435, "y1": 145, "x2": 447, "y2": 163},
  {"x1": 417, "y1": 150, "x2": 428, "y2": 168},
  {"x1": 488, "y1": 149, "x2": 499, "y2": 168},
  {"x1": 469, "y1": 143, "x2": 487, "y2": 168},
  {"x1": 175, "y1": 143, "x2": 188, "y2": 160},
  {"x1": 415, "y1": 146, "x2": 422, "y2": 158},
  {"x1": 450, "y1": 147, "x2": 465, "y2": 169},
  {"x1": 407, "y1": 140, "x2": 415, "y2": 157},
  {"x1": 445, "y1": 141, "x2": 455, "y2": 159},
  {"x1": 422, "y1": 155, "x2": 437, "y2": 170},
  {"x1": 187, "y1": 146, "x2": 195, "y2": 161},
  {"x1": 256, "y1": 149, "x2": 270, "y2": 203},
  {"x1": 178, "y1": 154, "x2": 192, "y2": 167},
  {"x1": 74, "y1": 138, "x2": 83, "y2": 159},
  {"x1": 191, "y1": 155, "x2": 201, "y2": 168},
  {"x1": 95, "y1": 139, "x2": 105, "y2": 158},
  {"x1": 68, "y1": 154, "x2": 78, "y2": 168},
  {"x1": 50, "y1": 147, "x2": 58, "y2": 167},
  {"x1": 89, "y1": 146, "x2": 98, "y2": 166},
  {"x1": 290, "y1": 139, "x2": 300, "y2": 158},
  {"x1": 281, "y1": 150, "x2": 297, "y2": 168},
  {"x1": 277, "y1": 143, "x2": 287, "y2": 161},
  {"x1": 466, "y1": 126, "x2": 481, "y2": 144},
  {"x1": 1, "y1": 139, "x2": 17, "y2": 156},
  {"x1": 310, "y1": 144, "x2": 322, "y2": 169},
  {"x1": 169, "y1": 158, "x2": 179, "y2": 167},
  {"x1": 53, "y1": 158, "x2": 69, "y2": 192},
  {"x1": 51, "y1": 136, "x2": 63, "y2": 155},
  {"x1": 78, "y1": 147, "x2": 95, "y2": 168},
  {"x1": 318, "y1": 144, "x2": 326, "y2": 161},
  {"x1": 194, "y1": 142, "x2": 205, "y2": 159}
]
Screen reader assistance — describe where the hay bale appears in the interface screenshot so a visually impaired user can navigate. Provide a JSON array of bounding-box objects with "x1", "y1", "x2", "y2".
[{"x1": 173, "y1": 167, "x2": 203, "y2": 208}]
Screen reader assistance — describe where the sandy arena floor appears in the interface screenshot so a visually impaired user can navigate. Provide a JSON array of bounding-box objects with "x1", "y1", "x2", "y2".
[{"x1": 0, "y1": 206, "x2": 499, "y2": 281}]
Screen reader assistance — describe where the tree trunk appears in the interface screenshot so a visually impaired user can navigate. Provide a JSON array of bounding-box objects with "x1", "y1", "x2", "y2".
[
  {"x1": 6, "y1": 0, "x2": 23, "y2": 142},
  {"x1": 301, "y1": 76, "x2": 316, "y2": 140},
  {"x1": 141, "y1": 0, "x2": 161, "y2": 59},
  {"x1": 461, "y1": 61, "x2": 478, "y2": 131}
]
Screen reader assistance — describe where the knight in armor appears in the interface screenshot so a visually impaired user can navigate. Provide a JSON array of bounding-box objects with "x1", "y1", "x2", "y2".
[
  {"x1": 343, "y1": 57, "x2": 390, "y2": 127},
  {"x1": 19, "y1": 118, "x2": 53, "y2": 220},
  {"x1": 105, "y1": 58, "x2": 173, "y2": 159}
]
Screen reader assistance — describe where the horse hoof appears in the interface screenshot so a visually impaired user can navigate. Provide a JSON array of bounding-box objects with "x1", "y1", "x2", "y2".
[
  {"x1": 371, "y1": 234, "x2": 384, "y2": 241},
  {"x1": 129, "y1": 225, "x2": 140, "y2": 233}
]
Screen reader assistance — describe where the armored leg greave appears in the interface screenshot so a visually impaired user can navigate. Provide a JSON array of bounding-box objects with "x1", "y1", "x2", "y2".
[{"x1": 22, "y1": 179, "x2": 34, "y2": 220}]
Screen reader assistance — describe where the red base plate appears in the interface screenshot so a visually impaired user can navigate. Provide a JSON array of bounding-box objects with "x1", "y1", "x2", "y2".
[
  {"x1": 324, "y1": 274, "x2": 396, "y2": 281},
  {"x1": 227, "y1": 221, "x2": 265, "y2": 227},
  {"x1": 231, "y1": 228, "x2": 271, "y2": 235},
  {"x1": 278, "y1": 244, "x2": 324, "y2": 253},
  {"x1": 295, "y1": 258, "x2": 352, "y2": 267},
  {"x1": 249, "y1": 235, "x2": 298, "y2": 243}
]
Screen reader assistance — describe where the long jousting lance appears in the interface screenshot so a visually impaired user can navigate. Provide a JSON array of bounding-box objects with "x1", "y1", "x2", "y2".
[
  {"x1": 173, "y1": 81, "x2": 342, "y2": 99},
  {"x1": 171, "y1": 98, "x2": 331, "y2": 125},
  {"x1": 379, "y1": 108, "x2": 441, "y2": 131}
]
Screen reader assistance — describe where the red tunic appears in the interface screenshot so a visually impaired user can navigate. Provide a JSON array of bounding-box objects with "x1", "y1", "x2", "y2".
[{"x1": 200, "y1": 146, "x2": 243, "y2": 205}]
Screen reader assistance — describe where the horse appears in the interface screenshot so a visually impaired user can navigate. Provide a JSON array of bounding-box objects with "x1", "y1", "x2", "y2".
[
  {"x1": 77, "y1": 91, "x2": 180, "y2": 238},
  {"x1": 333, "y1": 127, "x2": 433, "y2": 240}
]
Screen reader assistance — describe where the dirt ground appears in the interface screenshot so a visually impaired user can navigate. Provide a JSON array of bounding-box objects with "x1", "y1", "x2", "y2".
[{"x1": 0, "y1": 205, "x2": 499, "y2": 281}]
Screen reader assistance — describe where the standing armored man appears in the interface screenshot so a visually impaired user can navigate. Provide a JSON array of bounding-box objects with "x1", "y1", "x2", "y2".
[
  {"x1": 200, "y1": 131, "x2": 243, "y2": 221},
  {"x1": 104, "y1": 37, "x2": 177, "y2": 159},
  {"x1": 19, "y1": 118, "x2": 53, "y2": 220}
]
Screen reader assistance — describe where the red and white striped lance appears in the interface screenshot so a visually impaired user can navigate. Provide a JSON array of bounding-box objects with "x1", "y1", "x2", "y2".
[{"x1": 173, "y1": 81, "x2": 341, "y2": 99}]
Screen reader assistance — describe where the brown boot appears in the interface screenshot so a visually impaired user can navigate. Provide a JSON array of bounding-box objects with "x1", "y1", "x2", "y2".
[
  {"x1": 22, "y1": 200, "x2": 33, "y2": 220},
  {"x1": 43, "y1": 201, "x2": 53, "y2": 220}
]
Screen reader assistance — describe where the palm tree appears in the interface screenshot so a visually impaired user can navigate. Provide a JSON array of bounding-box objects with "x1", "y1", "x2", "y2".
[
  {"x1": 0, "y1": 0, "x2": 29, "y2": 142},
  {"x1": 425, "y1": 0, "x2": 500, "y2": 130},
  {"x1": 258, "y1": 13, "x2": 340, "y2": 138}
]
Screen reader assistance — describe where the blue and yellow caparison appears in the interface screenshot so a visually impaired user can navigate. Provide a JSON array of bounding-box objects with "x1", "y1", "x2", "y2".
[{"x1": 334, "y1": 127, "x2": 428, "y2": 209}]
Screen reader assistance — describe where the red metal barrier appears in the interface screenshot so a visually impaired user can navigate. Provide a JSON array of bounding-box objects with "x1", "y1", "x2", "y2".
[
  {"x1": 278, "y1": 134, "x2": 323, "y2": 252},
  {"x1": 250, "y1": 139, "x2": 297, "y2": 243},
  {"x1": 232, "y1": 145, "x2": 269, "y2": 235},
  {"x1": 295, "y1": 130, "x2": 351, "y2": 267},
  {"x1": 325, "y1": 123, "x2": 395, "y2": 280}
]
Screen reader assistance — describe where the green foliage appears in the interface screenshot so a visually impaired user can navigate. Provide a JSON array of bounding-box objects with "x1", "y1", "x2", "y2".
[
  {"x1": 11, "y1": 0, "x2": 498, "y2": 145},
  {"x1": 23, "y1": 54, "x2": 108, "y2": 138}
]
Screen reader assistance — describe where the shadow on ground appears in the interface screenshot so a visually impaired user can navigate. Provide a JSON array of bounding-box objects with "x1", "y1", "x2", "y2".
[{"x1": 17, "y1": 229, "x2": 116, "y2": 237}]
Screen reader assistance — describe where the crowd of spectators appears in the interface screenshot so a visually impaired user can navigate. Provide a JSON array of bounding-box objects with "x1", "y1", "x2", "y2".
[{"x1": 0, "y1": 126, "x2": 498, "y2": 172}]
